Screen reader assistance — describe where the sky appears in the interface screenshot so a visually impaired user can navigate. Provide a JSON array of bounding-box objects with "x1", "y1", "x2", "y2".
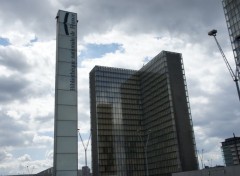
[{"x1": 0, "y1": 0, "x2": 239, "y2": 175}]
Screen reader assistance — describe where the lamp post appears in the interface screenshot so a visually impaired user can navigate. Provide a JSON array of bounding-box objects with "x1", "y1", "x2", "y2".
[
  {"x1": 137, "y1": 129, "x2": 151, "y2": 176},
  {"x1": 208, "y1": 29, "x2": 240, "y2": 101},
  {"x1": 197, "y1": 149, "x2": 204, "y2": 169},
  {"x1": 78, "y1": 129, "x2": 91, "y2": 167},
  {"x1": 26, "y1": 166, "x2": 30, "y2": 175},
  {"x1": 26, "y1": 165, "x2": 34, "y2": 176}
]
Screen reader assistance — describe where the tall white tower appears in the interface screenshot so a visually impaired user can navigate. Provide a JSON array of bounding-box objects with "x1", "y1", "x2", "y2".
[{"x1": 54, "y1": 10, "x2": 78, "y2": 176}]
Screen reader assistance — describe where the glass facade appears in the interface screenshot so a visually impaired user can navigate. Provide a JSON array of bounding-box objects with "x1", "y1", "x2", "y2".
[
  {"x1": 90, "y1": 51, "x2": 198, "y2": 176},
  {"x1": 90, "y1": 67, "x2": 144, "y2": 176},
  {"x1": 139, "y1": 53, "x2": 180, "y2": 175},
  {"x1": 222, "y1": 0, "x2": 240, "y2": 78},
  {"x1": 221, "y1": 137, "x2": 240, "y2": 166}
]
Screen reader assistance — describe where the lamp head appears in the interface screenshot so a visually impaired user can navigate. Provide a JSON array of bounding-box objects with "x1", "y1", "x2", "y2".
[
  {"x1": 235, "y1": 34, "x2": 240, "y2": 41},
  {"x1": 208, "y1": 29, "x2": 217, "y2": 36}
]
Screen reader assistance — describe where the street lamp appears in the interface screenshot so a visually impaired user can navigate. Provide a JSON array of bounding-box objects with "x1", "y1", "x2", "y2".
[
  {"x1": 197, "y1": 149, "x2": 205, "y2": 169},
  {"x1": 78, "y1": 129, "x2": 91, "y2": 167},
  {"x1": 26, "y1": 166, "x2": 30, "y2": 175},
  {"x1": 235, "y1": 34, "x2": 240, "y2": 41},
  {"x1": 26, "y1": 165, "x2": 34, "y2": 175},
  {"x1": 208, "y1": 29, "x2": 240, "y2": 101},
  {"x1": 137, "y1": 129, "x2": 151, "y2": 176}
]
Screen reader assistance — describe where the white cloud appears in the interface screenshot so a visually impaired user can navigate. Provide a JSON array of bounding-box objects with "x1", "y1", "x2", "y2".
[
  {"x1": 0, "y1": 0, "x2": 239, "y2": 175},
  {"x1": 18, "y1": 154, "x2": 32, "y2": 162},
  {"x1": 32, "y1": 135, "x2": 53, "y2": 147}
]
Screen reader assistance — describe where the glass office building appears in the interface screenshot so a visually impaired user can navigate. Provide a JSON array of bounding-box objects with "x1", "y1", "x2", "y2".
[
  {"x1": 90, "y1": 51, "x2": 198, "y2": 176},
  {"x1": 222, "y1": 136, "x2": 240, "y2": 166},
  {"x1": 222, "y1": 0, "x2": 240, "y2": 78}
]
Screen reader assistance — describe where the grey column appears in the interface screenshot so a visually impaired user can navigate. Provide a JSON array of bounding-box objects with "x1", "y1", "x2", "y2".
[{"x1": 54, "y1": 10, "x2": 78, "y2": 176}]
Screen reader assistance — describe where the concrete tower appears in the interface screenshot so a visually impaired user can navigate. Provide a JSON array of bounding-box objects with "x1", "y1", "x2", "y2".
[{"x1": 54, "y1": 10, "x2": 78, "y2": 176}]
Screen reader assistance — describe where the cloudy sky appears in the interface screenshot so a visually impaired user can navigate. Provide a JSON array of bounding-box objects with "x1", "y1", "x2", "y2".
[{"x1": 0, "y1": 0, "x2": 239, "y2": 174}]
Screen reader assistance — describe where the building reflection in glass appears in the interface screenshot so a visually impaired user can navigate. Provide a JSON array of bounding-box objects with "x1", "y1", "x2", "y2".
[{"x1": 90, "y1": 51, "x2": 198, "y2": 176}]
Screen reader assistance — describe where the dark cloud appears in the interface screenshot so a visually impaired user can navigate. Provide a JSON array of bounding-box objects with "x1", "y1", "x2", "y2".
[
  {"x1": 69, "y1": 0, "x2": 225, "y2": 42},
  {"x1": 0, "y1": 0, "x2": 58, "y2": 39},
  {"x1": 0, "y1": 46, "x2": 31, "y2": 72},
  {"x1": 35, "y1": 114, "x2": 53, "y2": 124},
  {"x1": 58, "y1": 0, "x2": 229, "y2": 56},
  {"x1": 0, "y1": 0, "x2": 227, "y2": 45},
  {"x1": 34, "y1": 113, "x2": 54, "y2": 132},
  {"x1": 0, "y1": 0, "x2": 231, "y2": 62},
  {"x1": 0, "y1": 112, "x2": 33, "y2": 148},
  {"x1": 191, "y1": 76, "x2": 240, "y2": 138},
  {"x1": 0, "y1": 75, "x2": 30, "y2": 103}
]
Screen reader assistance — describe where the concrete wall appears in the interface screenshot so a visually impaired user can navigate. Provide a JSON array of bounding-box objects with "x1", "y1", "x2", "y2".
[{"x1": 172, "y1": 165, "x2": 240, "y2": 176}]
